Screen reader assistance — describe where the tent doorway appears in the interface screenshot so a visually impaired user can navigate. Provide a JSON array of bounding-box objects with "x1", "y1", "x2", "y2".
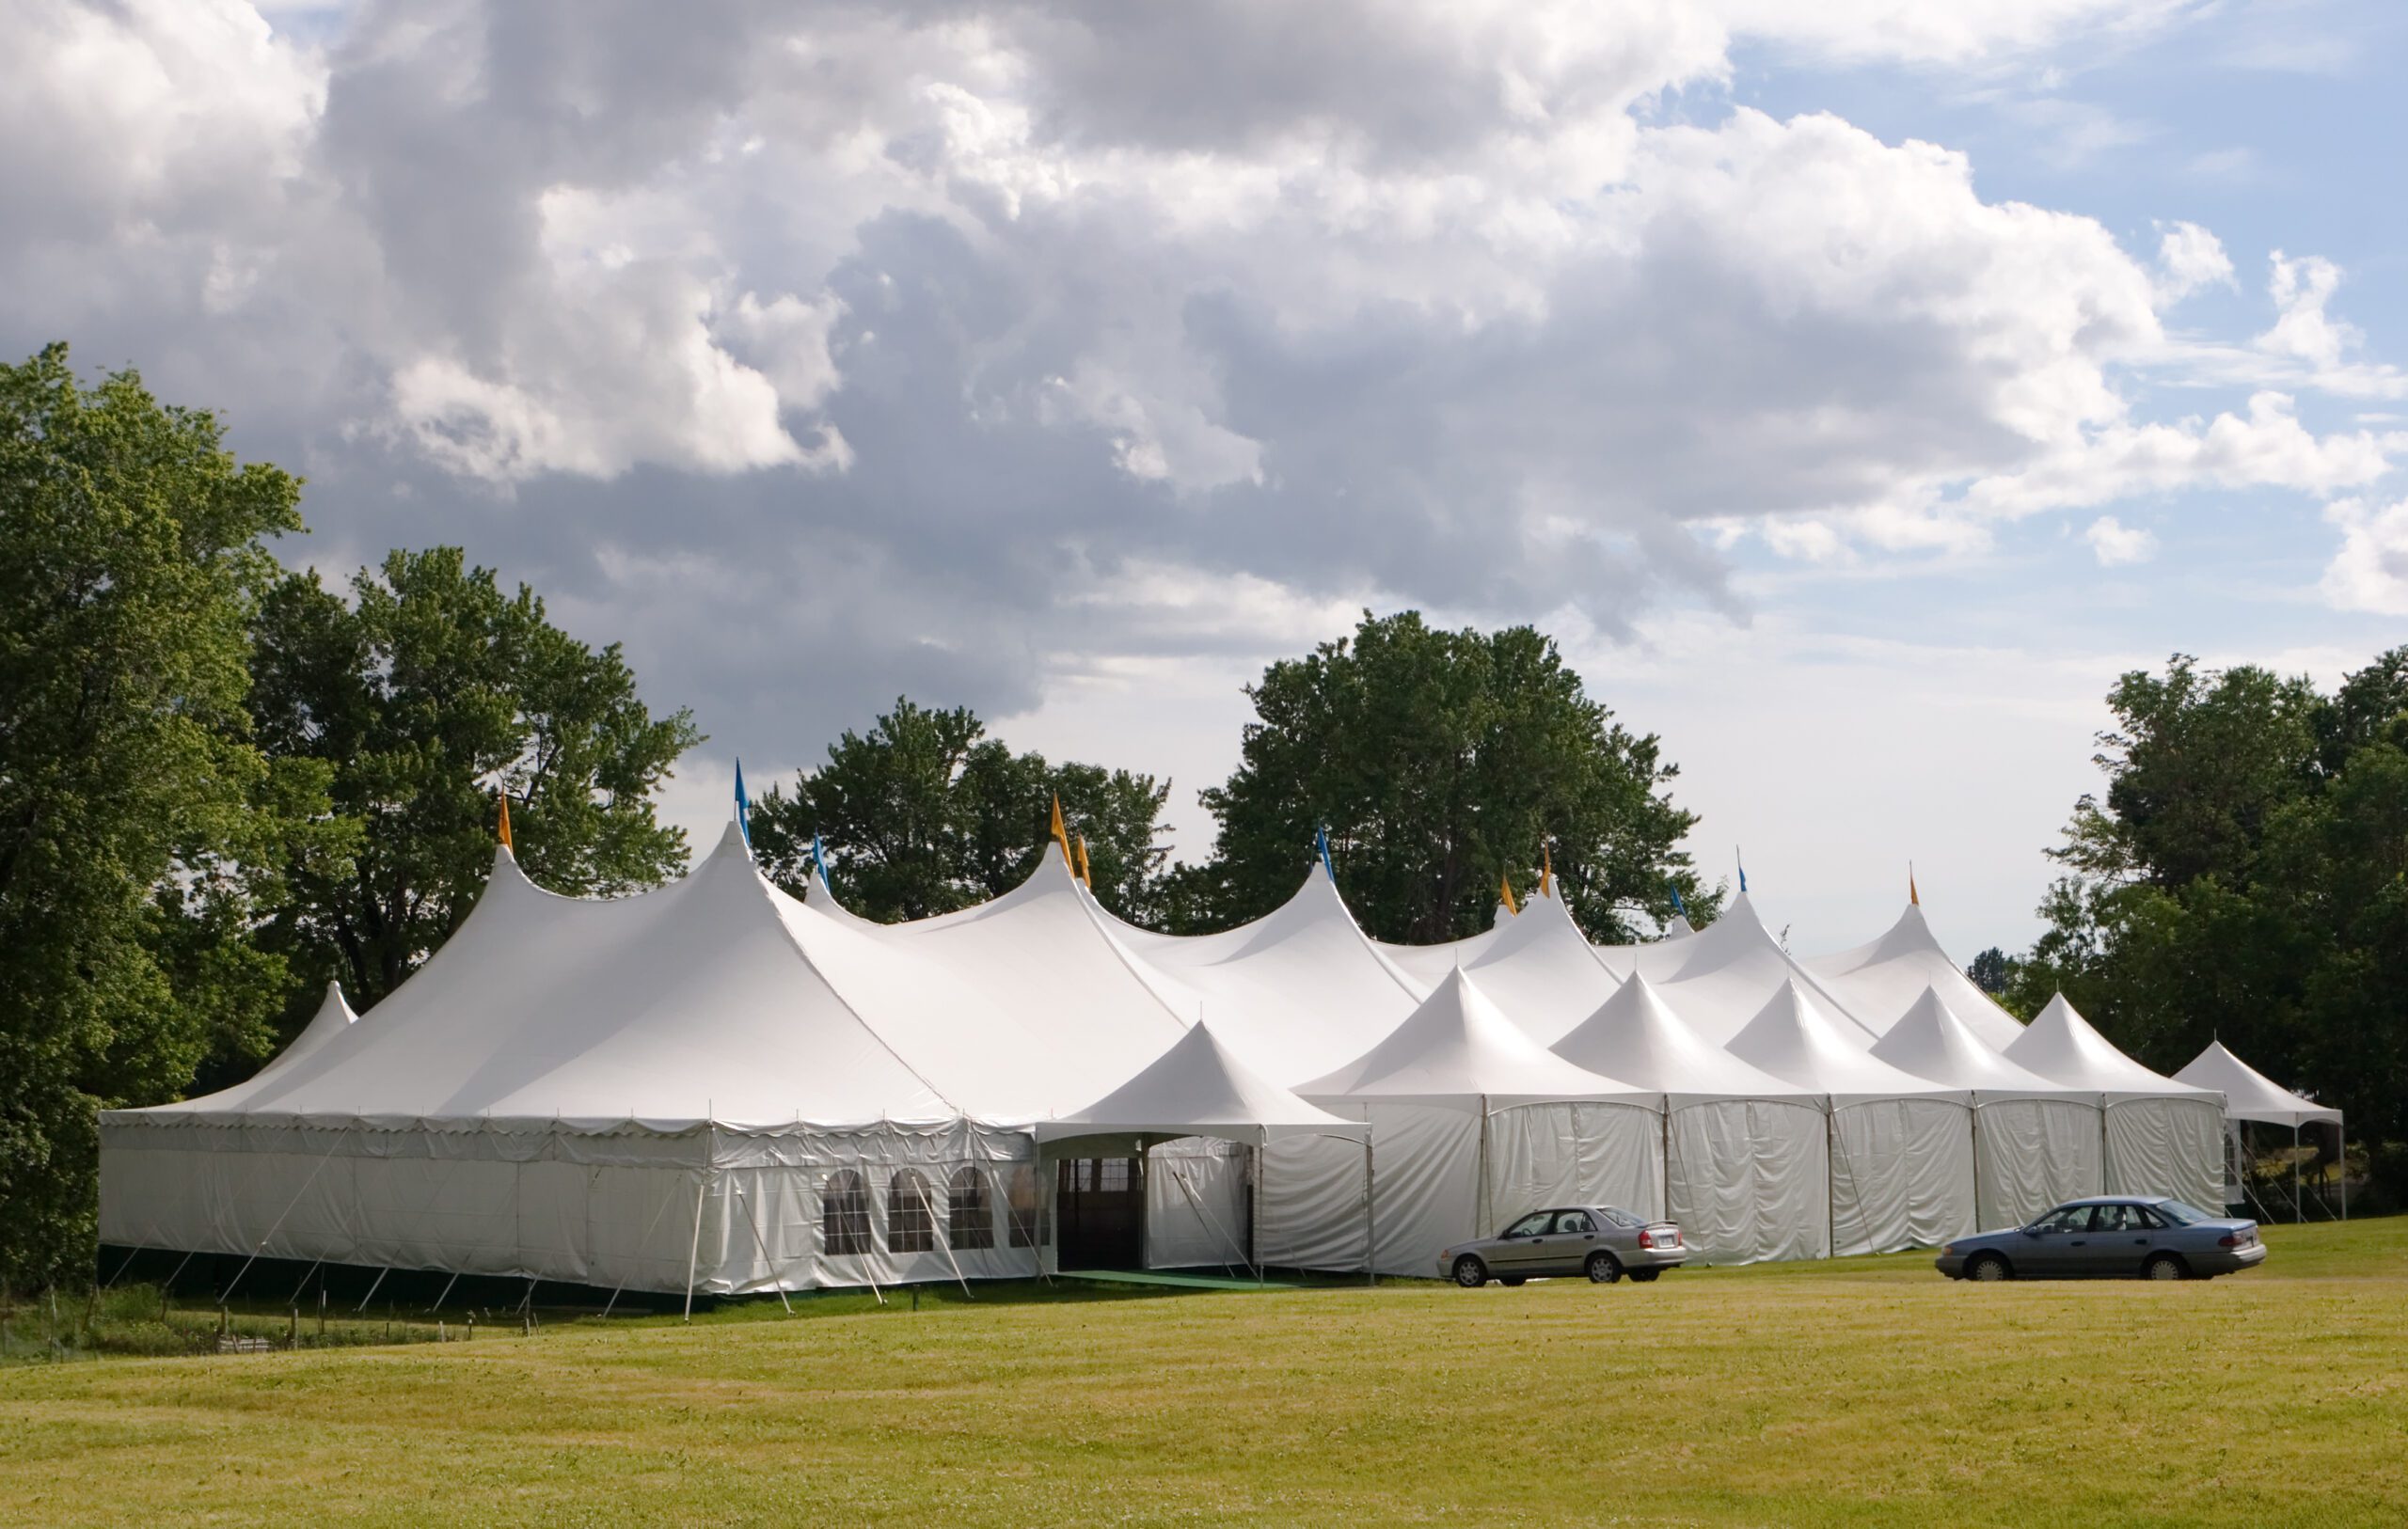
[{"x1": 1056, "y1": 1157, "x2": 1146, "y2": 1269}]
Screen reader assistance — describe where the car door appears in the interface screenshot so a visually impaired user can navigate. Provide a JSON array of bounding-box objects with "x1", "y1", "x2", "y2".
[
  {"x1": 2020, "y1": 1205, "x2": 2095, "y2": 1276},
  {"x1": 1490, "y1": 1210, "x2": 1557, "y2": 1273},
  {"x1": 1546, "y1": 1210, "x2": 1601, "y2": 1275},
  {"x1": 2095, "y1": 1203, "x2": 2159, "y2": 1274}
]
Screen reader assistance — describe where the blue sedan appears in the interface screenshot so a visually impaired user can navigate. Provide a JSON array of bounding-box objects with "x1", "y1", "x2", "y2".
[{"x1": 1936, "y1": 1196, "x2": 2266, "y2": 1282}]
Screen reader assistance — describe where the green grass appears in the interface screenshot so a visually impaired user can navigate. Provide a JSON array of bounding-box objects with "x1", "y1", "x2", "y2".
[{"x1": 6, "y1": 1219, "x2": 2406, "y2": 1527}]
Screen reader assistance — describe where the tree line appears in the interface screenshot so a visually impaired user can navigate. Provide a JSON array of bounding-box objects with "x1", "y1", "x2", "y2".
[{"x1": 0, "y1": 347, "x2": 1710, "y2": 1286}]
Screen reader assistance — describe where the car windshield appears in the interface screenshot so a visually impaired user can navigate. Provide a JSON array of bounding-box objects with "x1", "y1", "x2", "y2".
[{"x1": 2153, "y1": 1200, "x2": 2216, "y2": 1225}]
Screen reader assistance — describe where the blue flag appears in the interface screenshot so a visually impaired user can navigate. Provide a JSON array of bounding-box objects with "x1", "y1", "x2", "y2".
[
  {"x1": 1668, "y1": 882, "x2": 1687, "y2": 916},
  {"x1": 1315, "y1": 825, "x2": 1334, "y2": 878},
  {"x1": 810, "y1": 832, "x2": 830, "y2": 887},
  {"x1": 1735, "y1": 847, "x2": 1747, "y2": 894},
  {"x1": 734, "y1": 758, "x2": 752, "y2": 847}
]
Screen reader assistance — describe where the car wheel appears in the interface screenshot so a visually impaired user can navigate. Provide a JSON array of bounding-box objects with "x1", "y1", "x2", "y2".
[
  {"x1": 1966, "y1": 1253, "x2": 2012, "y2": 1283},
  {"x1": 1627, "y1": 1269, "x2": 1661, "y2": 1283},
  {"x1": 1451, "y1": 1254, "x2": 1488, "y2": 1288},
  {"x1": 1585, "y1": 1252, "x2": 1624, "y2": 1284},
  {"x1": 2144, "y1": 1253, "x2": 2190, "y2": 1282}
]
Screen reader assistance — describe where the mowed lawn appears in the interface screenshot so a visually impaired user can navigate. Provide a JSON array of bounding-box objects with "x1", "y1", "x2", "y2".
[{"x1": 7, "y1": 1220, "x2": 2406, "y2": 1528}]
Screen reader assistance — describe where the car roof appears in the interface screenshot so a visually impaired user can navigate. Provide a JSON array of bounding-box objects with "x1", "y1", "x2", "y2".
[{"x1": 2060, "y1": 1194, "x2": 2168, "y2": 1206}]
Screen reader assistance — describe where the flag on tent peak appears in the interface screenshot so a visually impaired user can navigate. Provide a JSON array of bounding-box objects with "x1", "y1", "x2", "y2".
[
  {"x1": 1049, "y1": 793, "x2": 1072, "y2": 867},
  {"x1": 809, "y1": 832, "x2": 831, "y2": 888},
  {"x1": 1499, "y1": 873, "x2": 1519, "y2": 916},
  {"x1": 1909, "y1": 864, "x2": 1920, "y2": 906},
  {"x1": 496, "y1": 791, "x2": 514, "y2": 852},
  {"x1": 1076, "y1": 833, "x2": 1093, "y2": 889},
  {"x1": 1735, "y1": 847, "x2": 1748, "y2": 893},
  {"x1": 1541, "y1": 844, "x2": 1553, "y2": 899},
  {"x1": 734, "y1": 759, "x2": 752, "y2": 848},
  {"x1": 1667, "y1": 881, "x2": 1686, "y2": 916},
  {"x1": 1315, "y1": 824, "x2": 1334, "y2": 878}
]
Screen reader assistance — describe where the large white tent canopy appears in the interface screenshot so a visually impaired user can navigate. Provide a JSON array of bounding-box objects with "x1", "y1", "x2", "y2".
[
  {"x1": 103, "y1": 825, "x2": 2272, "y2": 1295},
  {"x1": 2004, "y1": 994, "x2": 2225, "y2": 1211},
  {"x1": 1870, "y1": 986, "x2": 2104, "y2": 1228}
]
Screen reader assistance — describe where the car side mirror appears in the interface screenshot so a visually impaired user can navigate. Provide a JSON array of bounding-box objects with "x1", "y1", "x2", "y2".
[{"x1": 2021, "y1": 1227, "x2": 2042, "y2": 1237}]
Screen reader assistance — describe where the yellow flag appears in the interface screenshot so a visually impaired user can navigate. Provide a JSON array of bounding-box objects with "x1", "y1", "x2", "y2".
[
  {"x1": 1909, "y1": 864, "x2": 1920, "y2": 906},
  {"x1": 1500, "y1": 873, "x2": 1519, "y2": 916},
  {"x1": 497, "y1": 792, "x2": 514, "y2": 852},
  {"x1": 1050, "y1": 793, "x2": 1071, "y2": 867},
  {"x1": 1541, "y1": 844, "x2": 1553, "y2": 899},
  {"x1": 1077, "y1": 834, "x2": 1093, "y2": 889}
]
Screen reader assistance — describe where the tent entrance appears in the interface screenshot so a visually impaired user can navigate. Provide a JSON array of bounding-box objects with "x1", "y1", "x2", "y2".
[{"x1": 1056, "y1": 1157, "x2": 1146, "y2": 1269}]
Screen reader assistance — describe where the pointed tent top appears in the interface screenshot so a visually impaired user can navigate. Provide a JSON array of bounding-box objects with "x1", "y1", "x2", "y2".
[
  {"x1": 1725, "y1": 978, "x2": 1962, "y2": 1103},
  {"x1": 1872, "y1": 985, "x2": 2075, "y2": 1096},
  {"x1": 1034, "y1": 1021, "x2": 1367, "y2": 1145},
  {"x1": 1499, "y1": 872, "x2": 1519, "y2": 917},
  {"x1": 1297, "y1": 966, "x2": 1648, "y2": 1102},
  {"x1": 1551, "y1": 971, "x2": 1800, "y2": 1101},
  {"x1": 2004, "y1": 992, "x2": 2217, "y2": 1099},
  {"x1": 496, "y1": 791, "x2": 514, "y2": 854},
  {"x1": 2173, "y1": 1039, "x2": 2340, "y2": 1126}
]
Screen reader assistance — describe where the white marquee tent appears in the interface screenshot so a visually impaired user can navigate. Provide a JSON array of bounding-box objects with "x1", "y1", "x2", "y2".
[
  {"x1": 2004, "y1": 994, "x2": 2225, "y2": 1211},
  {"x1": 102, "y1": 817, "x2": 2272, "y2": 1295},
  {"x1": 1551, "y1": 973, "x2": 1829, "y2": 1264},
  {"x1": 1723, "y1": 980, "x2": 1975, "y2": 1255},
  {"x1": 2175, "y1": 1040, "x2": 2344, "y2": 1220},
  {"x1": 1288, "y1": 966, "x2": 1660, "y2": 1276},
  {"x1": 1869, "y1": 986, "x2": 2104, "y2": 1229},
  {"x1": 1803, "y1": 899, "x2": 2027, "y2": 1048}
]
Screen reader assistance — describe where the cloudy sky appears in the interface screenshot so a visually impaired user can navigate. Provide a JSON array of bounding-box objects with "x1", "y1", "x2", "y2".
[{"x1": 12, "y1": 0, "x2": 2405, "y2": 956}]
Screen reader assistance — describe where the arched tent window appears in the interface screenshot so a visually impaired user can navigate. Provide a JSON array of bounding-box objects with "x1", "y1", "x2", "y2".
[
  {"x1": 1006, "y1": 1163, "x2": 1047, "y2": 1249},
  {"x1": 948, "y1": 1167, "x2": 994, "y2": 1252},
  {"x1": 823, "y1": 1169, "x2": 872, "y2": 1256},
  {"x1": 888, "y1": 1169, "x2": 934, "y2": 1253}
]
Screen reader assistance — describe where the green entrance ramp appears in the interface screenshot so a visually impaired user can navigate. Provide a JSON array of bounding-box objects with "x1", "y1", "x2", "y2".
[{"x1": 1057, "y1": 1269, "x2": 1297, "y2": 1291}]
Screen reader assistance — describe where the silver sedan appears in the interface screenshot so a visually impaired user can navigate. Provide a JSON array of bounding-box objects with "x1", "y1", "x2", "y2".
[{"x1": 1439, "y1": 1206, "x2": 1687, "y2": 1286}]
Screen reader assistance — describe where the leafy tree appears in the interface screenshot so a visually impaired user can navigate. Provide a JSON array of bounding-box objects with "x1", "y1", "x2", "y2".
[
  {"x1": 1194, "y1": 611, "x2": 1710, "y2": 943},
  {"x1": 747, "y1": 698, "x2": 1172, "y2": 922},
  {"x1": 245, "y1": 548, "x2": 702, "y2": 1012},
  {"x1": 0, "y1": 344, "x2": 327, "y2": 1286},
  {"x1": 2013, "y1": 650, "x2": 2408, "y2": 1141},
  {"x1": 1965, "y1": 947, "x2": 2017, "y2": 998}
]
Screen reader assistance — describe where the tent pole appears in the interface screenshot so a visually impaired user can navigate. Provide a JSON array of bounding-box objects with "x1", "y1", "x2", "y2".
[
  {"x1": 1477, "y1": 1096, "x2": 1491, "y2": 1237},
  {"x1": 734, "y1": 1185, "x2": 792, "y2": 1315},
  {"x1": 427, "y1": 1269, "x2": 460, "y2": 1316},
  {"x1": 1362, "y1": 1106, "x2": 1376, "y2": 1286},
  {"x1": 354, "y1": 1265, "x2": 389, "y2": 1316},
  {"x1": 2341, "y1": 1125, "x2": 2349, "y2": 1221},
  {"x1": 1256, "y1": 1127, "x2": 1267, "y2": 1285},
  {"x1": 2294, "y1": 1123, "x2": 2305, "y2": 1224},
  {"x1": 682, "y1": 1174, "x2": 708, "y2": 1323}
]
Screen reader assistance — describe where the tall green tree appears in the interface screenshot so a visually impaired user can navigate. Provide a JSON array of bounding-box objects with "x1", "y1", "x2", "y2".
[
  {"x1": 2010, "y1": 651, "x2": 2408, "y2": 1141},
  {"x1": 747, "y1": 698, "x2": 1173, "y2": 922},
  {"x1": 1195, "y1": 611, "x2": 1711, "y2": 943},
  {"x1": 0, "y1": 344, "x2": 329, "y2": 1286},
  {"x1": 246, "y1": 548, "x2": 702, "y2": 1010}
]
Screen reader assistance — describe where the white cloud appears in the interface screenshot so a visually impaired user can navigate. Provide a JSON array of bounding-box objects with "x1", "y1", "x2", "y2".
[
  {"x1": 2152, "y1": 220, "x2": 2233, "y2": 307},
  {"x1": 1703, "y1": 0, "x2": 2202, "y2": 65},
  {"x1": 2320, "y1": 496, "x2": 2408, "y2": 616},
  {"x1": 2257, "y1": 250, "x2": 2360, "y2": 370},
  {"x1": 2083, "y1": 514, "x2": 2157, "y2": 565}
]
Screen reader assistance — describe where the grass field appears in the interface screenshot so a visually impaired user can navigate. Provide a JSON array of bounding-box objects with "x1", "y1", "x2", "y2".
[{"x1": 5, "y1": 1219, "x2": 2405, "y2": 1527}]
